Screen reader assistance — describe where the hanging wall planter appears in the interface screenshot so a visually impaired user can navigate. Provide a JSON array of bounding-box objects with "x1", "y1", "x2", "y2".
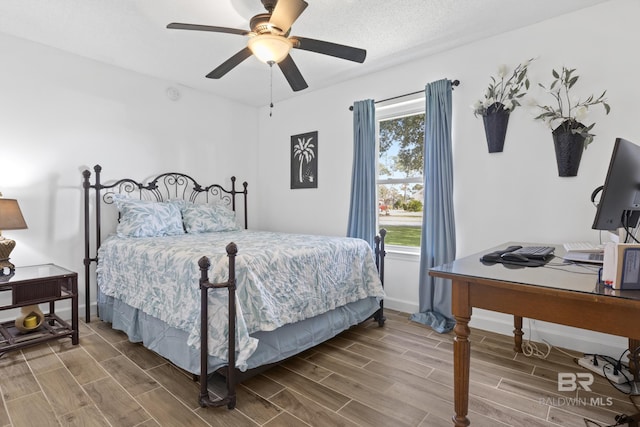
[
  {"x1": 535, "y1": 67, "x2": 611, "y2": 177},
  {"x1": 552, "y1": 121, "x2": 586, "y2": 177},
  {"x1": 473, "y1": 59, "x2": 533, "y2": 153},
  {"x1": 482, "y1": 103, "x2": 510, "y2": 153}
]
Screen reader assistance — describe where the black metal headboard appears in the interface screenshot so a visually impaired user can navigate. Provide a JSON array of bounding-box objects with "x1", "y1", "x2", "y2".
[{"x1": 82, "y1": 164, "x2": 248, "y2": 322}]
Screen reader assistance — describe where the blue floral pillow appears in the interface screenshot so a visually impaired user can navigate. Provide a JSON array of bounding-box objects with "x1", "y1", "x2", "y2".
[
  {"x1": 181, "y1": 203, "x2": 240, "y2": 233},
  {"x1": 113, "y1": 195, "x2": 185, "y2": 238}
]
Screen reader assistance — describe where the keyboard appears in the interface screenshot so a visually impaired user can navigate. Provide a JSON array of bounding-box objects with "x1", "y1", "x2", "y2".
[
  {"x1": 563, "y1": 242, "x2": 603, "y2": 252},
  {"x1": 563, "y1": 251, "x2": 604, "y2": 264},
  {"x1": 511, "y1": 246, "x2": 555, "y2": 259},
  {"x1": 588, "y1": 253, "x2": 605, "y2": 261}
]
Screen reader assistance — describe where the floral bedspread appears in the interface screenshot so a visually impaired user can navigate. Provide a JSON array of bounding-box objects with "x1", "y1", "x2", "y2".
[{"x1": 97, "y1": 230, "x2": 384, "y2": 370}]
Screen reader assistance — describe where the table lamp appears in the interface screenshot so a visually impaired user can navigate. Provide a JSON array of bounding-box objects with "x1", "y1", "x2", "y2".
[{"x1": 0, "y1": 196, "x2": 28, "y2": 274}]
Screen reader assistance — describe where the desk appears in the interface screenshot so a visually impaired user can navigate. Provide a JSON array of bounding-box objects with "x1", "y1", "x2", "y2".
[{"x1": 429, "y1": 243, "x2": 640, "y2": 427}]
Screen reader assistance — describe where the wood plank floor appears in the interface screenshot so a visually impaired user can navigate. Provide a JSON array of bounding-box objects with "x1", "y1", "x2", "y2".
[{"x1": 0, "y1": 309, "x2": 636, "y2": 426}]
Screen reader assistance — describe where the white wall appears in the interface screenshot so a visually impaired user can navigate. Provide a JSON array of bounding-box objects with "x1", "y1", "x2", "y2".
[
  {"x1": 0, "y1": 33, "x2": 259, "y2": 318},
  {"x1": 2, "y1": 1, "x2": 635, "y2": 356},
  {"x1": 255, "y1": 0, "x2": 639, "y2": 355}
]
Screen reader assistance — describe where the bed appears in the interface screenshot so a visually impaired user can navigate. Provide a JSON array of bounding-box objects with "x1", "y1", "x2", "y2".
[{"x1": 82, "y1": 165, "x2": 386, "y2": 408}]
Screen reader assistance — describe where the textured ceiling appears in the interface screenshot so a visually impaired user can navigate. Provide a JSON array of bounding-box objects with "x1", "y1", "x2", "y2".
[{"x1": 0, "y1": 0, "x2": 609, "y2": 107}]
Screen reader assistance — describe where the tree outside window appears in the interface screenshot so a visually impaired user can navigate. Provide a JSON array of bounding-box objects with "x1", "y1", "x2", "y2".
[{"x1": 378, "y1": 112, "x2": 424, "y2": 248}]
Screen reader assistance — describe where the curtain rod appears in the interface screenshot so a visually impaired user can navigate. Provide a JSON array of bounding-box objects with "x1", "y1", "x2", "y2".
[{"x1": 348, "y1": 79, "x2": 460, "y2": 111}]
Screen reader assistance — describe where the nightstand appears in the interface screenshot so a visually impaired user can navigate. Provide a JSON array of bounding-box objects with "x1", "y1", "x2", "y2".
[{"x1": 0, "y1": 264, "x2": 78, "y2": 355}]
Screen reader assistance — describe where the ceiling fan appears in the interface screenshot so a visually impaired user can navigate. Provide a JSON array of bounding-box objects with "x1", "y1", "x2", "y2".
[{"x1": 167, "y1": 0, "x2": 367, "y2": 92}]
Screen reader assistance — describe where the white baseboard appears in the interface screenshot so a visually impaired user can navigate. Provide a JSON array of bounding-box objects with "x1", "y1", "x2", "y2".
[
  {"x1": 384, "y1": 301, "x2": 627, "y2": 359},
  {"x1": 0, "y1": 304, "x2": 95, "y2": 324},
  {"x1": 383, "y1": 298, "x2": 418, "y2": 315},
  {"x1": 7, "y1": 300, "x2": 626, "y2": 362},
  {"x1": 469, "y1": 310, "x2": 628, "y2": 359}
]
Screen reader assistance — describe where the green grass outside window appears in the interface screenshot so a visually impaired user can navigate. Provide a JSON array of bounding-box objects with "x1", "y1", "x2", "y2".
[{"x1": 381, "y1": 225, "x2": 421, "y2": 247}]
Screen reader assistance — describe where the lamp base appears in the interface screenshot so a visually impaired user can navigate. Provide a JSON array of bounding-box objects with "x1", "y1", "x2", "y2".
[
  {"x1": 0, "y1": 236, "x2": 16, "y2": 275},
  {"x1": 0, "y1": 259, "x2": 15, "y2": 276}
]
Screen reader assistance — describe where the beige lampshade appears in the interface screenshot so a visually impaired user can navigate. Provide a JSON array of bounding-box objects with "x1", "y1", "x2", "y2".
[{"x1": 0, "y1": 199, "x2": 28, "y2": 231}]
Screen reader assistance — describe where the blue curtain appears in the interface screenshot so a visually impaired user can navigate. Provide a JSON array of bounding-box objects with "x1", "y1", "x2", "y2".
[
  {"x1": 410, "y1": 79, "x2": 456, "y2": 333},
  {"x1": 347, "y1": 99, "x2": 376, "y2": 248}
]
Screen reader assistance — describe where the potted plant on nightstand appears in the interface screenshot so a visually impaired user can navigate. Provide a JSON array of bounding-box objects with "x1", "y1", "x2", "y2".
[
  {"x1": 473, "y1": 59, "x2": 533, "y2": 153},
  {"x1": 534, "y1": 67, "x2": 611, "y2": 177}
]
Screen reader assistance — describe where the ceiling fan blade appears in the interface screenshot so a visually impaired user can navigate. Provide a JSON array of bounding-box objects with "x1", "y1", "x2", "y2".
[
  {"x1": 206, "y1": 47, "x2": 253, "y2": 79},
  {"x1": 292, "y1": 36, "x2": 366, "y2": 63},
  {"x1": 278, "y1": 55, "x2": 308, "y2": 91},
  {"x1": 269, "y1": 0, "x2": 308, "y2": 34},
  {"x1": 167, "y1": 22, "x2": 249, "y2": 36}
]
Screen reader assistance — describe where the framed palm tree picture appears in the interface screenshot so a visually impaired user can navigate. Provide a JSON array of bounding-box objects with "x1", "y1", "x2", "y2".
[{"x1": 291, "y1": 131, "x2": 318, "y2": 189}]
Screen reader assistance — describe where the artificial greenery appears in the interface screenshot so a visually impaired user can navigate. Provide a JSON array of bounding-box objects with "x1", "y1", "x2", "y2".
[
  {"x1": 473, "y1": 59, "x2": 534, "y2": 117},
  {"x1": 534, "y1": 67, "x2": 611, "y2": 148}
]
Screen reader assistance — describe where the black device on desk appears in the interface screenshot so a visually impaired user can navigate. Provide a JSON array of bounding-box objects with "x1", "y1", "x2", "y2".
[
  {"x1": 508, "y1": 246, "x2": 555, "y2": 259},
  {"x1": 480, "y1": 245, "x2": 555, "y2": 267}
]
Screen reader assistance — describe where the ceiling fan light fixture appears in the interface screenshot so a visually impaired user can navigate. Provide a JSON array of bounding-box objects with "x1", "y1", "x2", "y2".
[{"x1": 248, "y1": 34, "x2": 293, "y2": 64}]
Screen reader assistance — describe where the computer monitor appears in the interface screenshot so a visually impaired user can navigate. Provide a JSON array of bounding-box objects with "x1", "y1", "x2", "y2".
[{"x1": 592, "y1": 138, "x2": 640, "y2": 231}]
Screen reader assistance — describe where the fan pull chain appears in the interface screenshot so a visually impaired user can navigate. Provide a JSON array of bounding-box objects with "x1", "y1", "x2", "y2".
[{"x1": 269, "y1": 61, "x2": 274, "y2": 117}]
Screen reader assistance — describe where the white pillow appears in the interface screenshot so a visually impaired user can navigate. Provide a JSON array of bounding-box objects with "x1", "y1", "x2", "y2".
[
  {"x1": 113, "y1": 195, "x2": 185, "y2": 238},
  {"x1": 181, "y1": 203, "x2": 239, "y2": 233}
]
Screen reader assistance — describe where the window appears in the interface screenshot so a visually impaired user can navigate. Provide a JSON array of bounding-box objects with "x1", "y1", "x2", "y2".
[{"x1": 377, "y1": 98, "x2": 425, "y2": 250}]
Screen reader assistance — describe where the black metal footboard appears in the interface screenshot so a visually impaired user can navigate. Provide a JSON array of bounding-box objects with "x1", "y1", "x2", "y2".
[
  {"x1": 196, "y1": 230, "x2": 386, "y2": 409},
  {"x1": 197, "y1": 243, "x2": 238, "y2": 409},
  {"x1": 373, "y1": 228, "x2": 387, "y2": 327}
]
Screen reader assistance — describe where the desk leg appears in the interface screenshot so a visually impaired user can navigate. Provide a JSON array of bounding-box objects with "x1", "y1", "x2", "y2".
[
  {"x1": 452, "y1": 279, "x2": 471, "y2": 427},
  {"x1": 514, "y1": 316, "x2": 523, "y2": 353}
]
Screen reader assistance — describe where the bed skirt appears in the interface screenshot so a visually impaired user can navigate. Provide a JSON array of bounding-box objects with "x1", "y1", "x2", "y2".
[{"x1": 97, "y1": 290, "x2": 380, "y2": 374}]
